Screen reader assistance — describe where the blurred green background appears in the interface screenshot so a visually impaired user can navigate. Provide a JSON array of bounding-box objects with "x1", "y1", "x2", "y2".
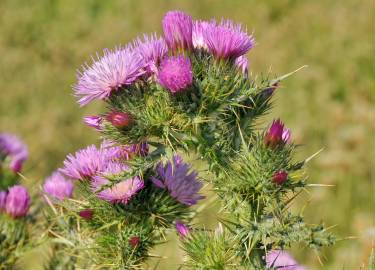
[{"x1": 1, "y1": 0, "x2": 374, "y2": 269}]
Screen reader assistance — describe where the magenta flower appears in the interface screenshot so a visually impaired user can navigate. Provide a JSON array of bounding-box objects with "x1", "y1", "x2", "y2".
[
  {"x1": 192, "y1": 20, "x2": 212, "y2": 50},
  {"x1": 175, "y1": 220, "x2": 190, "y2": 238},
  {"x1": 106, "y1": 111, "x2": 133, "y2": 128},
  {"x1": 235, "y1": 55, "x2": 249, "y2": 76},
  {"x1": 162, "y1": 10, "x2": 193, "y2": 51},
  {"x1": 158, "y1": 56, "x2": 193, "y2": 93},
  {"x1": 0, "y1": 191, "x2": 7, "y2": 212},
  {"x1": 152, "y1": 155, "x2": 204, "y2": 206},
  {"x1": 91, "y1": 162, "x2": 144, "y2": 204},
  {"x1": 43, "y1": 171, "x2": 74, "y2": 200},
  {"x1": 5, "y1": 185, "x2": 30, "y2": 218},
  {"x1": 60, "y1": 145, "x2": 110, "y2": 181},
  {"x1": 74, "y1": 47, "x2": 146, "y2": 106},
  {"x1": 0, "y1": 133, "x2": 28, "y2": 173},
  {"x1": 204, "y1": 19, "x2": 254, "y2": 60},
  {"x1": 128, "y1": 236, "x2": 141, "y2": 247},
  {"x1": 266, "y1": 251, "x2": 307, "y2": 270},
  {"x1": 84, "y1": 115, "x2": 102, "y2": 130},
  {"x1": 134, "y1": 33, "x2": 168, "y2": 75},
  {"x1": 272, "y1": 170, "x2": 288, "y2": 185},
  {"x1": 264, "y1": 119, "x2": 291, "y2": 147},
  {"x1": 102, "y1": 141, "x2": 149, "y2": 161}
]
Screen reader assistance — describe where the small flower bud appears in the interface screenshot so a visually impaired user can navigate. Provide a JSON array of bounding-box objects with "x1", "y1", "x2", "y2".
[
  {"x1": 272, "y1": 170, "x2": 288, "y2": 185},
  {"x1": 128, "y1": 236, "x2": 141, "y2": 248},
  {"x1": 5, "y1": 185, "x2": 30, "y2": 218},
  {"x1": 79, "y1": 209, "x2": 94, "y2": 220},
  {"x1": 175, "y1": 220, "x2": 190, "y2": 238},
  {"x1": 106, "y1": 111, "x2": 133, "y2": 128},
  {"x1": 264, "y1": 119, "x2": 291, "y2": 147}
]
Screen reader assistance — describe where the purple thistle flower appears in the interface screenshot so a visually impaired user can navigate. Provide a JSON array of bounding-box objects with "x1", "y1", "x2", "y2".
[
  {"x1": 0, "y1": 133, "x2": 28, "y2": 173},
  {"x1": 134, "y1": 33, "x2": 168, "y2": 75},
  {"x1": 235, "y1": 55, "x2": 249, "y2": 76},
  {"x1": 192, "y1": 20, "x2": 212, "y2": 50},
  {"x1": 83, "y1": 115, "x2": 102, "y2": 130},
  {"x1": 92, "y1": 162, "x2": 144, "y2": 204},
  {"x1": 74, "y1": 47, "x2": 146, "y2": 106},
  {"x1": 203, "y1": 19, "x2": 254, "y2": 60},
  {"x1": 158, "y1": 56, "x2": 193, "y2": 94},
  {"x1": 264, "y1": 119, "x2": 291, "y2": 147},
  {"x1": 162, "y1": 10, "x2": 193, "y2": 51},
  {"x1": 60, "y1": 145, "x2": 110, "y2": 181},
  {"x1": 5, "y1": 185, "x2": 30, "y2": 218},
  {"x1": 266, "y1": 251, "x2": 307, "y2": 270},
  {"x1": 175, "y1": 220, "x2": 190, "y2": 238},
  {"x1": 0, "y1": 191, "x2": 7, "y2": 212},
  {"x1": 152, "y1": 155, "x2": 204, "y2": 206},
  {"x1": 43, "y1": 171, "x2": 74, "y2": 200}
]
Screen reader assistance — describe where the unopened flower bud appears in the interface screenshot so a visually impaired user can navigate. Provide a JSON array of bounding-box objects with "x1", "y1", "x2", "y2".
[
  {"x1": 79, "y1": 209, "x2": 94, "y2": 220},
  {"x1": 175, "y1": 220, "x2": 190, "y2": 238},
  {"x1": 128, "y1": 236, "x2": 141, "y2": 248},
  {"x1": 106, "y1": 111, "x2": 133, "y2": 128},
  {"x1": 264, "y1": 119, "x2": 291, "y2": 147},
  {"x1": 272, "y1": 170, "x2": 288, "y2": 185},
  {"x1": 5, "y1": 185, "x2": 30, "y2": 218}
]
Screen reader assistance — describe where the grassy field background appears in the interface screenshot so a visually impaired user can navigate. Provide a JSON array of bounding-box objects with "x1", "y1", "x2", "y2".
[{"x1": 1, "y1": 0, "x2": 374, "y2": 269}]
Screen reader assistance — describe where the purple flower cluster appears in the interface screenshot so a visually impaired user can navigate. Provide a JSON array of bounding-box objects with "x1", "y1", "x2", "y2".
[
  {"x1": 152, "y1": 155, "x2": 204, "y2": 206},
  {"x1": 0, "y1": 185, "x2": 30, "y2": 218},
  {"x1": 158, "y1": 56, "x2": 193, "y2": 93},
  {"x1": 72, "y1": 10, "x2": 255, "y2": 105},
  {"x1": 43, "y1": 171, "x2": 74, "y2": 200},
  {"x1": 266, "y1": 251, "x2": 306, "y2": 270},
  {"x1": 0, "y1": 133, "x2": 28, "y2": 173},
  {"x1": 264, "y1": 119, "x2": 291, "y2": 147}
]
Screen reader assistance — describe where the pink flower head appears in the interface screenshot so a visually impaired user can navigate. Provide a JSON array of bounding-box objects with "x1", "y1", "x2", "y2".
[
  {"x1": 272, "y1": 170, "x2": 288, "y2": 185},
  {"x1": 5, "y1": 185, "x2": 30, "y2": 218},
  {"x1": 192, "y1": 20, "x2": 212, "y2": 50},
  {"x1": 0, "y1": 191, "x2": 7, "y2": 212},
  {"x1": 74, "y1": 47, "x2": 146, "y2": 106},
  {"x1": 0, "y1": 133, "x2": 28, "y2": 173},
  {"x1": 134, "y1": 33, "x2": 168, "y2": 75},
  {"x1": 266, "y1": 251, "x2": 306, "y2": 270},
  {"x1": 60, "y1": 145, "x2": 110, "y2": 181},
  {"x1": 175, "y1": 220, "x2": 190, "y2": 238},
  {"x1": 235, "y1": 55, "x2": 249, "y2": 76},
  {"x1": 204, "y1": 19, "x2": 254, "y2": 60},
  {"x1": 152, "y1": 155, "x2": 204, "y2": 206},
  {"x1": 106, "y1": 111, "x2": 133, "y2": 128},
  {"x1": 264, "y1": 119, "x2": 291, "y2": 147},
  {"x1": 43, "y1": 171, "x2": 74, "y2": 200},
  {"x1": 91, "y1": 162, "x2": 144, "y2": 204},
  {"x1": 162, "y1": 10, "x2": 193, "y2": 51},
  {"x1": 158, "y1": 56, "x2": 193, "y2": 93},
  {"x1": 83, "y1": 115, "x2": 102, "y2": 130}
]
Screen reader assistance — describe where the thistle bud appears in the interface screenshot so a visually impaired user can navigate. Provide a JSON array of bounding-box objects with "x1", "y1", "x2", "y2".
[
  {"x1": 162, "y1": 10, "x2": 193, "y2": 51},
  {"x1": 272, "y1": 170, "x2": 288, "y2": 185},
  {"x1": 128, "y1": 236, "x2": 141, "y2": 248},
  {"x1": 106, "y1": 111, "x2": 133, "y2": 128},
  {"x1": 79, "y1": 209, "x2": 94, "y2": 220},
  {"x1": 175, "y1": 220, "x2": 190, "y2": 238},
  {"x1": 5, "y1": 185, "x2": 30, "y2": 218},
  {"x1": 264, "y1": 119, "x2": 291, "y2": 147}
]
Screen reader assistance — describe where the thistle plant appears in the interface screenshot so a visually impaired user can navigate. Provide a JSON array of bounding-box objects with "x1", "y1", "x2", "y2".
[
  {"x1": 44, "y1": 10, "x2": 335, "y2": 269},
  {"x1": 0, "y1": 133, "x2": 33, "y2": 269}
]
